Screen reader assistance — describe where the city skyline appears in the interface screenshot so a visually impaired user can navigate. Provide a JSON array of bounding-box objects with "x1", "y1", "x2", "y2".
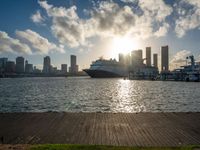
[
  {"x1": 0, "y1": 55, "x2": 79, "y2": 74},
  {"x1": 0, "y1": 0, "x2": 200, "y2": 70}
]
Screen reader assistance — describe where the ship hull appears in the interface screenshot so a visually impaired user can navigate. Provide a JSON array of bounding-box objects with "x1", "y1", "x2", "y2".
[{"x1": 83, "y1": 69, "x2": 124, "y2": 78}]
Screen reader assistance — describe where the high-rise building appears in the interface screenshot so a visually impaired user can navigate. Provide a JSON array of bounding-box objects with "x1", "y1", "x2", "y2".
[
  {"x1": 131, "y1": 50, "x2": 143, "y2": 67},
  {"x1": 161, "y1": 45, "x2": 169, "y2": 71},
  {"x1": 43, "y1": 56, "x2": 51, "y2": 74},
  {"x1": 71, "y1": 55, "x2": 76, "y2": 67},
  {"x1": 153, "y1": 54, "x2": 158, "y2": 68},
  {"x1": 119, "y1": 53, "x2": 130, "y2": 67},
  {"x1": 16, "y1": 56, "x2": 24, "y2": 73},
  {"x1": 119, "y1": 53, "x2": 124, "y2": 64},
  {"x1": 6, "y1": 61, "x2": 15, "y2": 73},
  {"x1": 0, "y1": 58, "x2": 8, "y2": 73},
  {"x1": 146, "y1": 47, "x2": 151, "y2": 66},
  {"x1": 138, "y1": 50, "x2": 143, "y2": 61},
  {"x1": 61, "y1": 64, "x2": 67, "y2": 73},
  {"x1": 69, "y1": 55, "x2": 78, "y2": 74},
  {"x1": 25, "y1": 60, "x2": 33, "y2": 73}
]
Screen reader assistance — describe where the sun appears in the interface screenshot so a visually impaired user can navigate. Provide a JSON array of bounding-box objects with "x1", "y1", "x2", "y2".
[{"x1": 110, "y1": 36, "x2": 140, "y2": 58}]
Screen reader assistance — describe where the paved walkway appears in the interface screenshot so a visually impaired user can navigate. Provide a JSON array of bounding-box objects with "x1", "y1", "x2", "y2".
[{"x1": 0, "y1": 112, "x2": 200, "y2": 146}]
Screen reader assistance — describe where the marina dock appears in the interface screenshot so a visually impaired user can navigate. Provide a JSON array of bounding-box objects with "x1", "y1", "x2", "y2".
[{"x1": 0, "y1": 112, "x2": 200, "y2": 146}]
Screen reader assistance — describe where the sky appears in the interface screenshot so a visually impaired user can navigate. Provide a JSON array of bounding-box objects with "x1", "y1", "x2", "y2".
[{"x1": 0, "y1": 0, "x2": 200, "y2": 70}]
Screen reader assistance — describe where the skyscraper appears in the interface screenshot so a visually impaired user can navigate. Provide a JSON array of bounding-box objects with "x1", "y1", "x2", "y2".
[
  {"x1": 43, "y1": 56, "x2": 51, "y2": 74},
  {"x1": 131, "y1": 50, "x2": 143, "y2": 67},
  {"x1": 119, "y1": 53, "x2": 130, "y2": 67},
  {"x1": 161, "y1": 45, "x2": 169, "y2": 71},
  {"x1": 69, "y1": 55, "x2": 78, "y2": 74},
  {"x1": 119, "y1": 53, "x2": 124, "y2": 64},
  {"x1": 16, "y1": 56, "x2": 25, "y2": 73},
  {"x1": 146, "y1": 47, "x2": 151, "y2": 66},
  {"x1": 119, "y1": 53, "x2": 126, "y2": 65},
  {"x1": 153, "y1": 54, "x2": 158, "y2": 68},
  {"x1": 0, "y1": 58, "x2": 8, "y2": 73},
  {"x1": 61, "y1": 64, "x2": 67, "y2": 73},
  {"x1": 25, "y1": 60, "x2": 33, "y2": 73},
  {"x1": 6, "y1": 61, "x2": 15, "y2": 73}
]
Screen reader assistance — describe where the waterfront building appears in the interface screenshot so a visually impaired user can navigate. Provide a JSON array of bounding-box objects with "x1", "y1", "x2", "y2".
[
  {"x1": 33, "y1": 66, "x2": 41, "y2": 73},
  {"x1": 161, "y1": 45, "x2": 169, "y2": 71},
  {"x1": 153, "y1": 54, "x2": 158, "y2": 68},
  {"x1": 119, "y1": 53, "x2": 125, "y2": 64},
  {"x1": 131, "y1": 50, "x2": 143, "y2": 67},
  {"x1": 129, "y1": 66, "x2": 159, "y2": 80},
  {"x1": 6, "y1": 61, "x2": 15, "y2": 73},
  {"x1": 25, "y1": 60, "x2": 33, "y2": 73},
  {"x1": 0, "y1": 57, "x2": 8, "y2": 73},
  {"x1": 61, "y1": 64, "x2": 67, "y2": 73},
  {"x1": 69, "y1": 55, "x2": 78, "y2": 74},
  {"x1": 129, "y1": 49, "x2": 159, "y2": 80},
  {"x1": 146, "y1": 47, "x2": 151, "y2": 66},
  {"x1": 43, "y1": 56, "x2": 51, "y2": 74},
  {"x1": 119, "y1": 53, "x2": 130, "y2": 67},
  {"x1": 52, "y1": 67, "x2": 57, "y2": 73},
  {"x1": 16, "y1": 56, "x2": 25, "y2": 73}
]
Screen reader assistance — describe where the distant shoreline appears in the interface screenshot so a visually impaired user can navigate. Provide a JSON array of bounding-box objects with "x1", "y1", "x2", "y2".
[{"x1": 0, "y1": 74, "x2": 88, "y2": 78}]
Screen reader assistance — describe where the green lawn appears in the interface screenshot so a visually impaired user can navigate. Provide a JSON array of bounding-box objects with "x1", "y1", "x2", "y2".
[{"x1": 30, "y1": 144, "x2": 200, "y2": 150}]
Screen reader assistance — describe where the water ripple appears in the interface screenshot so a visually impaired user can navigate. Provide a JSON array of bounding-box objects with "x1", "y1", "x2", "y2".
[{"x1": 0, "y1": 77, "x2": 200, "y2": 112}]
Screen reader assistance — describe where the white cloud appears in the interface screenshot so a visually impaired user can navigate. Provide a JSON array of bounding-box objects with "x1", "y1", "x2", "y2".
[
  {"x1": 175, "y1": 0, "x2": 200, "y2": 37},
  {"x1": 0, "y1": 31, "x2": 32, "y2": 54},
  {"x1": 120, "y1": 0, "x2": 137, "y2": 3},
  {"x1": 89, "y1": 1, "x2": 137, "y2": 36},
  {"x1": 31, "y1": 10, "x2": 45, "y2": 24},
  {"x1": 0, "y1": 30, "x2": 65, "y2": 55},
  {"x1": 38, "y1": 0, "x2": 173, "y2": 48},
  {"x1": 16, "y1": 29, "x2": 65, "y2": 54},
  {"x1": 196, "y1": 55, "x2": 200, "y2": 62},
  {"x1": 38, "y1": 0, "x2": 85, "y2": 47},
  {"x1": 135, "y1": 0, "x2": 172, "y2": 38},
  {"x1": 170, "y1": 50, "x2": 191, "y2": 69},
  {"x1": 154, "y1": 23, "x2": 170, "y2": 37}
]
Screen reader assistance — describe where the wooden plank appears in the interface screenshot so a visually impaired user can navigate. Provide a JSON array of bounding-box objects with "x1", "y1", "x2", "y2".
[{"x1": 0, "y1": 112, "x2": 199, "y2": 146}]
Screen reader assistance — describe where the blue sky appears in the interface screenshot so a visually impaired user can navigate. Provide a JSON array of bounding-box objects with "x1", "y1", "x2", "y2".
[{"x1": 0, "y1": 0, "x2": 200, "y2": 70}]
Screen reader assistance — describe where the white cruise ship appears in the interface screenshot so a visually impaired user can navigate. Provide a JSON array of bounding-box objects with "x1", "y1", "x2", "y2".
[{"x1": 83, "y1": 58, "x2": 128, "y2": 78}]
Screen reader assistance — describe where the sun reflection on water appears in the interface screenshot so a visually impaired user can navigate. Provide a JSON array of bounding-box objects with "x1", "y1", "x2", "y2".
[{"x1": 110, "y1": 79, "x2": 146, "y2": 112}]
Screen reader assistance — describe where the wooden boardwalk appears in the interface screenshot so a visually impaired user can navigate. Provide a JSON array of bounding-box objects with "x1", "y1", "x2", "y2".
[{"x1": 0, "y1": 112, "x2": 200, "y2": 146}]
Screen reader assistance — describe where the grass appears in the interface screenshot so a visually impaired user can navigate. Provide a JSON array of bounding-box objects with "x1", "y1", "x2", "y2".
[{"x1": 30, "y1": 144, "x2": 200, "y2": 150}]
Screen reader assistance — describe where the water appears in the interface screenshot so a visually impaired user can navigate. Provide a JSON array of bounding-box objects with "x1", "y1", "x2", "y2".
[{"x1": 0, "y1": 77, "x2": 200, "y2": 112}]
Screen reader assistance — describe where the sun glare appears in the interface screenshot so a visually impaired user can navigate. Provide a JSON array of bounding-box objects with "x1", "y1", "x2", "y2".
[{"x1": 111, "y1": 36, "x2": 139, "y2": 58}]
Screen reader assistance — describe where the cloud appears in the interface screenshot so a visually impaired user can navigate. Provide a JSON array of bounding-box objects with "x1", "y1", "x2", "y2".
[
  {"x1": 154, "y1": 23, "x2": 170, "y2": 37},
  {"x1": 89, "y1": 1, "x2": 137, "y2": 36},
  {"x1": 0, "y1": 30, "x2": 65, "y2": 55},
  {"x1": 136, "y1": 0, "x2": 172, "y2": 38},
  {"x1": 30, "y1": 10, "x2": 45, "y2": 24},
  {"x1": 175, "y1": 0, "x2": 200, "y2": 37},
  {"x1": 38, "y1": 0, "x2": 85, "y2": 47},
  {"x1": 195, "y1": 55, "x2": 200, "y2": 62},
  {"x1": 0, "y1": 31, "x2": 32, "y2": 54},
  {"x1": 170, "y1": 50, "x2": 191, "y2": 69},
  {"x1": 38, "y1": 0, "x2": 173, "y2": 48},
  {"x1": 16, "y1": 29, "x2": 65, "y2": 54},
  {"x1": 120, "y1": 0, "x2": 137, "y2": 3}
]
